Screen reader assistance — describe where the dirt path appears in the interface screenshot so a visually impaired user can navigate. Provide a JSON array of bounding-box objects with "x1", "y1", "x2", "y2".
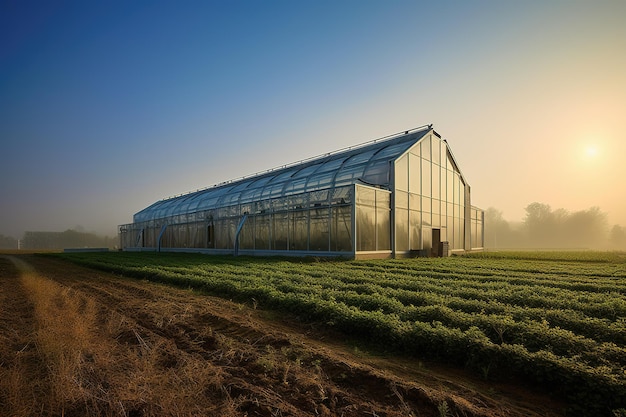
[{"x1": 0, "y1": 254, "x2": 565, "y2": 417}]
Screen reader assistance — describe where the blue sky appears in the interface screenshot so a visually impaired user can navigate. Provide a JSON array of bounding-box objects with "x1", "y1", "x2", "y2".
[{"x1": 1, "y1": 0, "x2": 625, "y2": 239}]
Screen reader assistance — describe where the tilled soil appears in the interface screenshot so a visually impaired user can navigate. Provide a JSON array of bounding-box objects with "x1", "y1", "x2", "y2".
[{"x1": 0, "y1": 254, "x2": 565, "y2": 417}]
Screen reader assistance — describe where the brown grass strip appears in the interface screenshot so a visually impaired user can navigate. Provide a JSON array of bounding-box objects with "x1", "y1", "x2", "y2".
[{"x1": 2, "y1": 256, "x2": 230, "y2": 416}]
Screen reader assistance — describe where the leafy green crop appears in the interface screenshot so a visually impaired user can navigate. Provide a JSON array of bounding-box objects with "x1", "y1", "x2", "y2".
[{"x1": 52, "y1": 251, "x2": 626, "y2": 416}]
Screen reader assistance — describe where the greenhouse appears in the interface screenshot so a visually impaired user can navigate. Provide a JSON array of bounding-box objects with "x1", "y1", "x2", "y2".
[{"x1": 119, "y1": 125, "x2": 484, "y2": 258}]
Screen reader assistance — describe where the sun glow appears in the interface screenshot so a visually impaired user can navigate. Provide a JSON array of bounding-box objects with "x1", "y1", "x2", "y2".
[{"x1": 585, "y1": 145, "x2": 599, "y2": 158}]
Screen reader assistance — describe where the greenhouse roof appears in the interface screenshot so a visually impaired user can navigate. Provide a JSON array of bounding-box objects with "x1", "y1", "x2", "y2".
[{"x1": 134, "y1": 125, "x2": 432, "y2": 222}]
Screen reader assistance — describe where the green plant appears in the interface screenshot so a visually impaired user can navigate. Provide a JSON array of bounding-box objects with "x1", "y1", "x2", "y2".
[{"x1": 53, "y1": 251, "x2": 626, "y2": 415}]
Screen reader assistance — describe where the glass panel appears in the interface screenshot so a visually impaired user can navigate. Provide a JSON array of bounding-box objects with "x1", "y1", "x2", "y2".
[
  {"x1": 460, "y1": 184, "x2": 465, "y2": 210},
  {"x1": 374, "y1": 142, "x2": 413, "y2": 159},
  {"x1": 239, "y1": 188, "x2": 262, "y2": 205},
  {"x1": 377, "y1": 207, "x2": 391, "y2": 250},
  {"x1": 334, "y1": 165, "x2": 367, "y2": 186},
  {"x1": 361, "y1": 159, "x2": 390, "y2": 186},
  {"x1": 395, "y1": 208, "x2": 408, "y2": 251},
  {"x1": 284, "y1": 178, "x2": 307, "y2": 195},
  {"x1": 290, "y1": 210, "x2": 308, "y2": 250},
  {"x1": 356, "y1": 187, "x2": 376, "y2": 207},
  {"x1": 422, "y1": 196, "x2": 431, "y2": 214},
  {"x1": 447, "y1": 151, "x2": 457, "y2": 173},
  {"x1": 423, "y1": 227, "x2": 432, "y2": 251},
  {"x1": 395, "y1": 155, "x2": 408, "y2": 191},
  {"x1": 261, "y1": 186, "x2": 275, "y2": 200},
  {"x1": 410, "y1": 143, "x2": 420, "y2": 158},
  {"x1": 409, "y1": 193, "x2": 420, "y2": 212},
  {"x1": 272, "y1": 196, "x2": 288, "y2": 211},
  {"x1": 357, "y1": 206, "x2": 376, "y2": 251},
  {"x1": 292, "y1": 164, "x2": 322, "y2": 179},
  {"x1": 421, "y1": 135, "x2": 431, "y2": 160},
  {"x1": 440, "y1": 141, "x2": 447, "y2": 169},
  {"x1": 309, "y1": 190, "x2": 329, "y2": 205},
  {"x1": 446, "y1": 171, "x2": 453, "y2": 202},
  {"x1": 440, "y1": 166, "x2": 446, "y2": 200},
  {"x1": 240, "y1": 218, "x2": 254, "y2": 249},
  {"x1": 309, "y1": 207, "x2": 329, "y2": 251},
  {"x1": 396, "y1": 191, "x2": 409, "y2": 209},
  {"x1": 421, "y1": 160, "x2": 431, "y2": 197},
  {"x1": 316, "y1": 158, "x2": 345, "y2": 174},
  {"x1": 432, "y1": 165, "x2": 440, "y2": 199},
  {"x1": 306, "y1": 172, "x2": 335, "y2": 191},
  {"x1": 342, "y1": 150, "x2": 377, "y2": 167},
  {"x1": 422, "y1": 209, "x2": 431, "y2": 227},
  {"x1": 273, "y1": 213, "x2": 288, "y2": 250},
  {"x1": 216, "y1": 219, "x2": 235, "y2": 249},
  {"x1": 475, "y1": 219, "x2": 483, "y2": 248},
  {"x1": 454, "y1": 218, "x2": 462, "y2": 249},
  {"x1": 332, "y1": 186, "x2": 352, "y2": 204},
  {"x1": 453, "y1": 175, "x2": 460, "y2": 205},
  {"x1": 432, "y1": 200, "x2": 440, "y2": 227},
  {"x1": 376, "y1": 189, "x2": 391, "y2": 208},
  {"x1": 331, "y1": 206, "x2": 352, "y2": 252},
  {"x1": 441, "y1": 213, "x2": 448, "y2": 229},
  {"x1": 246, "y1": 176, "x2": 272, "y2": 190},
  {"x1": 410, "y1": 210, "x2": 421, "y2": 250},
  {"x1": 238, "y1": 203, "x2": 250, "y2": 215},
  {"x1": 432, "y1": 137, "x2": 440, "y2": 165},
  {"x1": 408, "y1": 153, "x2": 420, "y2": 194},
  {"x1": 254, "y1": 215, "x2": 270, "y2": 250},
  {"x1": 287, "y1": 195, "x2": 306, "y2": 209}
]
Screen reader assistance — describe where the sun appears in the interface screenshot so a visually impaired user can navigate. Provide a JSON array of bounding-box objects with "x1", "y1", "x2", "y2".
[
  {"x1": 583, "y1": 144, "x2": 599, "y2": 159},
  {"x1": 576, "y1": 141, "x2": 602, "y2": 165}
]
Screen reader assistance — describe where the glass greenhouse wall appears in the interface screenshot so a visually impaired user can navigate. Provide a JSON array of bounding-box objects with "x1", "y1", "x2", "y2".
[{"x1": 119, "y1": 126, "x2": 484, "y2": 258}]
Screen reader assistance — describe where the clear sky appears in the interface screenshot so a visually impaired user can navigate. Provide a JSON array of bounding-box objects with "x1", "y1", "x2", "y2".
[{"x1": 1, "y1": 0, "x2": 625, "y2": 239}]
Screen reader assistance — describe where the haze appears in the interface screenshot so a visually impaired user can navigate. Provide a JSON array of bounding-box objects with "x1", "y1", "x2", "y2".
[{"x1": 1, "y1": 1, "x2": 625, "y2": 242}]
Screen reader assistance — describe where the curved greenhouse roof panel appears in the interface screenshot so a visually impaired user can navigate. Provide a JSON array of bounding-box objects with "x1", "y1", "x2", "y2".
[{"x1": 134, "y1": 126, "x2": 432, "y2": 223}]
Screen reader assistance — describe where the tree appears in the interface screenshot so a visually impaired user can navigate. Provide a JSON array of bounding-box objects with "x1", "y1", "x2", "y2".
[
  {"x1": 562, "y1": 207, "x2": 607, "y2": 249},
  {"x1": 0, "y1": 234, "x2": 18, "y2": 249},
  {"x1": 609, "y1": 225, "x2": 626, "y2": 250},
  {"x1": 524, "y1": 203, "x2": 558, "y2": 247},
  {"x1": 523, "y1": 203, "x2": 609, "y2": 249},
  {"x1": 484, "y1": 207, "x2": 521, "y2": 248}
]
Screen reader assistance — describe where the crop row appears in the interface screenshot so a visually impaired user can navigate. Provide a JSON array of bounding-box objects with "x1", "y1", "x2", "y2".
[{"x1": 54, "y1": 251, "x2": 626, "y2": 416}]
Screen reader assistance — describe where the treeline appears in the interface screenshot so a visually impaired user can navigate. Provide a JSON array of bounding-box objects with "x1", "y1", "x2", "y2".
[
  {"x1": 0, "y1": 229, "x2": 118, "y2": 250},
  {"x1": 485, "y1": 202, "x2": 626, "y2": 250},
  {"x1": 0, "y1": 234, "x2": 17, "y2": 249},
  {"x1": 21, "y1": 230, "x2": 117, "y2": 250}
]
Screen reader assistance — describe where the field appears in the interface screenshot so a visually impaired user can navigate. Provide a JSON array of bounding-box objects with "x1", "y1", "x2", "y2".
[{"x1": 1, "y1": 251, "x2": 625, "y2": 416}]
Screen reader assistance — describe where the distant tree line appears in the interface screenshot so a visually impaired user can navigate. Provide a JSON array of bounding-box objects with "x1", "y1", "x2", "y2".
[
  {"x1": 485, "y1": 203, "x2": 626, "y2": 250},
  {"x1": 20, "y1": 229, "x2": 117, "y2": 250},
  {"x1": 0, "y1": 234, "x2": 18, "y2": 249}
]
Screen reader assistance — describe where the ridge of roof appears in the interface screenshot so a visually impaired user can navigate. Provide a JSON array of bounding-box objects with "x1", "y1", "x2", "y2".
[{"x1": 158, "y1": 124, "x2": 433, "y2": 203}]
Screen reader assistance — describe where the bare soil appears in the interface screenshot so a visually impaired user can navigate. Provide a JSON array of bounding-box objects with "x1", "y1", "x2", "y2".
[{"x1": 0, "y1": 254, "x2": 566, "y2": 417}]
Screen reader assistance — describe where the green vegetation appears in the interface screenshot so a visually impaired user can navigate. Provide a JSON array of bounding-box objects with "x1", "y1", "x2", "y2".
[{"x1": 55, "y1": 250, "x2": 626, "y2": 416}]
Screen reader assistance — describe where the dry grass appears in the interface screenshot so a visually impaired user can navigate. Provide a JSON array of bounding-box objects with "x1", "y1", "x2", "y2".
[{"x1": 1, "y1": 258, "x2": 234, "y2": 417}]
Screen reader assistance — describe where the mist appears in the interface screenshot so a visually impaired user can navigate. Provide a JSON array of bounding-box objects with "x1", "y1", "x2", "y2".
[
  {"x1": 2, "y1": 202, "x2": 625, "y2": 252},
  {"x1": 485, "y1": 203, "x2": 626, "y2": 251},
  {"x1": 0, "y1": 227, "x2": 118, "y2": 250}
]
